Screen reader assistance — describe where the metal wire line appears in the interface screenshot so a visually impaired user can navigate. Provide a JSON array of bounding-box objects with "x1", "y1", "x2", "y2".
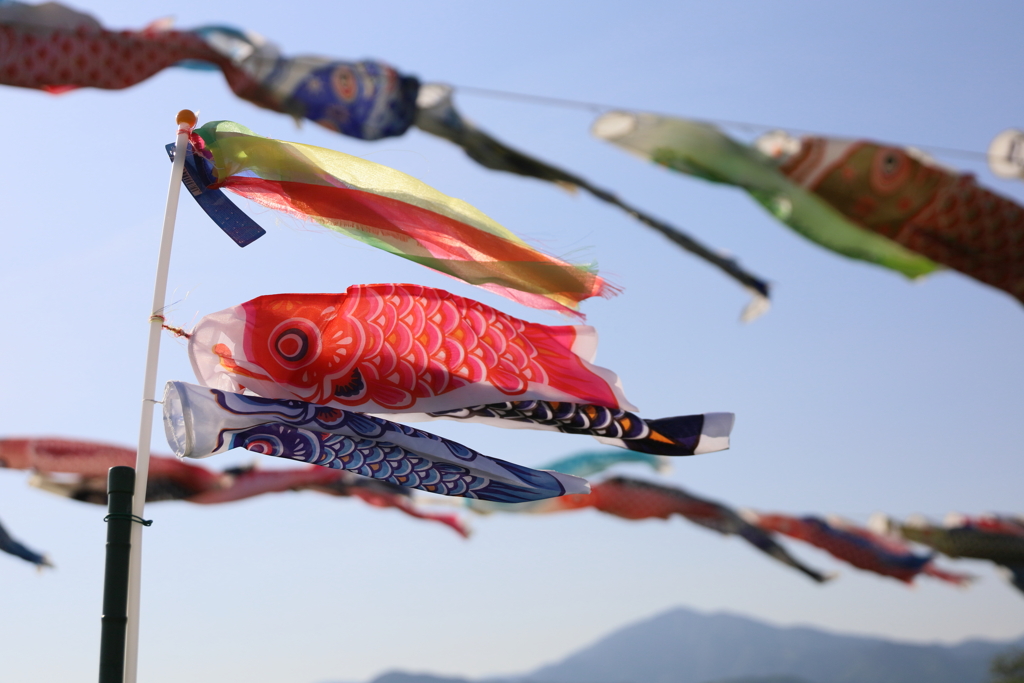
[{"x1": 452, "y1": 83, "x2": 997, "y2": 162}]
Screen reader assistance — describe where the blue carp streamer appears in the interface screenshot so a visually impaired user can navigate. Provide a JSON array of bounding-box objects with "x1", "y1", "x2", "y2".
[{"x1": 163, "y1": 381, "x2": 588, "y2": 503}]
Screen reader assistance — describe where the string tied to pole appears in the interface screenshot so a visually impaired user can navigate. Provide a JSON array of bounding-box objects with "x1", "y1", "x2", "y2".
[
  {"x1": 103, "y1": 513, "x2": 153, "y2": 527},
  {"x1": 150, "y1": 313, "x2": 192, "y2": 339}
]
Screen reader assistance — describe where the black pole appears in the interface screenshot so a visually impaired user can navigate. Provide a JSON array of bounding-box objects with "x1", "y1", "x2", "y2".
[{"x1": 99, "y1": 466, "x2": 136, "y2": 683}]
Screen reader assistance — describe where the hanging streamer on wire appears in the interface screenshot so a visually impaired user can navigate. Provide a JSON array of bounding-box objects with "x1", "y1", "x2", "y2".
[
  {"x1": 0, "y1": 437, "x2": 467, "y2": 536},
  {"x1": 184, "y1": 25, "x2": 420, "y2": 140},
  {"x1": 760, "y1": 131, "x2": 1024, "y2": 304},
  {"x1": 455, "y1": 449, "x2": 986, "y2": 592},
  {"x1": 893, "y1": 514, "x2": 1024, "y2": 594},
  {"x1": 464, "y1": 469, "x2": 831, "y2": 584},
  {"x1": 163, "y1": 381, "x2": 589, "y2": 504},
  {"x1": 595, "y1": 111, "x2": 1024, "y2": 305},
  {"x1": 751, "y1": 513, "x2": 971, "y2": 586},
  {"x1": 593, "y1": 112, "x2": 941, "y2": 280},
  {"x1": 555, "y1": 476, "x2": 833, "y2": 583},
  {"x1": 535, "y1": 450, "x2": 669, "y2": 478}
]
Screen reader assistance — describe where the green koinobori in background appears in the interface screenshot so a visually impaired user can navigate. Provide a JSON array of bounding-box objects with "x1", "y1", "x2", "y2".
[
  {"x1": 595, "y1": 112, "x2": 1024, "y2": 306},
  {"x1": 593, "y1": 111, "x2": 940, "y2": 281}
]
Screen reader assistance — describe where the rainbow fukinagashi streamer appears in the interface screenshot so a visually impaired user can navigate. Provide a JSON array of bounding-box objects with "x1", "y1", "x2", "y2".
[{"x1": 186, "y1": 121, "x2": 614, "y2": 317}]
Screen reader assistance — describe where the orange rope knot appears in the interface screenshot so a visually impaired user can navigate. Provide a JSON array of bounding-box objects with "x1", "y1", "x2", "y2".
[{"x1": 152, "y1": 314, "x2": 192, "y2": 339}]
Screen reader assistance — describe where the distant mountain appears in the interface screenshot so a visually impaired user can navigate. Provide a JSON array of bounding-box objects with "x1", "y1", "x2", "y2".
[
  {"x1": 367, "y1": 675, "x2": 813, "y2": 683},
  {"x1": 372, "y1": 674, "x2": 473, "y2": 683},
  {"x1": 357, "y1": 608, "x2": 1023, "y2": 683},
  {"x1": 521, "y1": 607, "x2": 1022, "y2": 683}
]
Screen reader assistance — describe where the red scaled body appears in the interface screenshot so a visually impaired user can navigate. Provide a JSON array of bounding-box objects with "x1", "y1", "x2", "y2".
[
  {"x1": 779, "y1": 137, "x2": 1024, "y2": 302},
  {"x1": 191, "y1": 284, "x2": 629, "y2": 413}
]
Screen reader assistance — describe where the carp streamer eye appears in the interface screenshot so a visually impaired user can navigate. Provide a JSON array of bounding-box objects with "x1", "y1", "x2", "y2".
[
  {"x1": 239, "y1": 434, "x2": 284, "y2": 455},
  {"x1": 268, "y1": 318, "x2": 322, "y2": 370},
  {"x1": 275, "y1": 329, "x2": 309, "y2": 362},
  {"x1": 870, "y1": 147, "x2": 912, "y2": 194},
  {"x1": 331, "y1": 65, "x2": 358, "y2": 102}
]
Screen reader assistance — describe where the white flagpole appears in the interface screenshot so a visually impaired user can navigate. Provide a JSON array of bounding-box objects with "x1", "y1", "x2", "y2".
[{"x1": 123, "y1": 109, "x2": 197, "y2": 683}]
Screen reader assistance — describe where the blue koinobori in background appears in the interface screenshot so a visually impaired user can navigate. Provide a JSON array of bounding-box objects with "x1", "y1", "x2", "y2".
[
  {"x1": 0, "y1": 515, "x2": 50, "y2": 568},
  {"x1": 187, "y1": 26, "x2": 421, "y2": 140}
]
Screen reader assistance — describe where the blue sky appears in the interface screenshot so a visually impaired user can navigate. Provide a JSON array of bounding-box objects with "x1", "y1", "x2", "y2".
[{"x1": 0, "y1": 1, "x2": 1022, "y2": 682}]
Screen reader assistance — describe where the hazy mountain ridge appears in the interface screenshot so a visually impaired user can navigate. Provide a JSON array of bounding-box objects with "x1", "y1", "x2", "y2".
[
  {"x1": 353, "y1": 608, "x2": 1023, "y2": 683},
  {"x1": 367, "y1": 675, "x2": 812, "y2": 683},
  {"x1": 523, "y1": 607, "x2": 1022, "y2": 683}
]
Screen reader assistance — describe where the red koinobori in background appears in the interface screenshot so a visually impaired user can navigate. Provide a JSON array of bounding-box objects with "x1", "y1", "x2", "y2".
[
  {"x1": 0, "y1": 436, "x2": 470, "y2": 570},
  {"x1": 751, "y1": 513, "x2": 972, "y2": 587}
]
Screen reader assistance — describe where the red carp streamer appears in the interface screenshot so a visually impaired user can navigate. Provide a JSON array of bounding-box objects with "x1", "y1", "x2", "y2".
[
  {"x1": 189, "y1": 284, "x2": 632, "y2": 414},
  {"x1": 520, "y1": 476, "x2": 832, "y2": 583}
]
